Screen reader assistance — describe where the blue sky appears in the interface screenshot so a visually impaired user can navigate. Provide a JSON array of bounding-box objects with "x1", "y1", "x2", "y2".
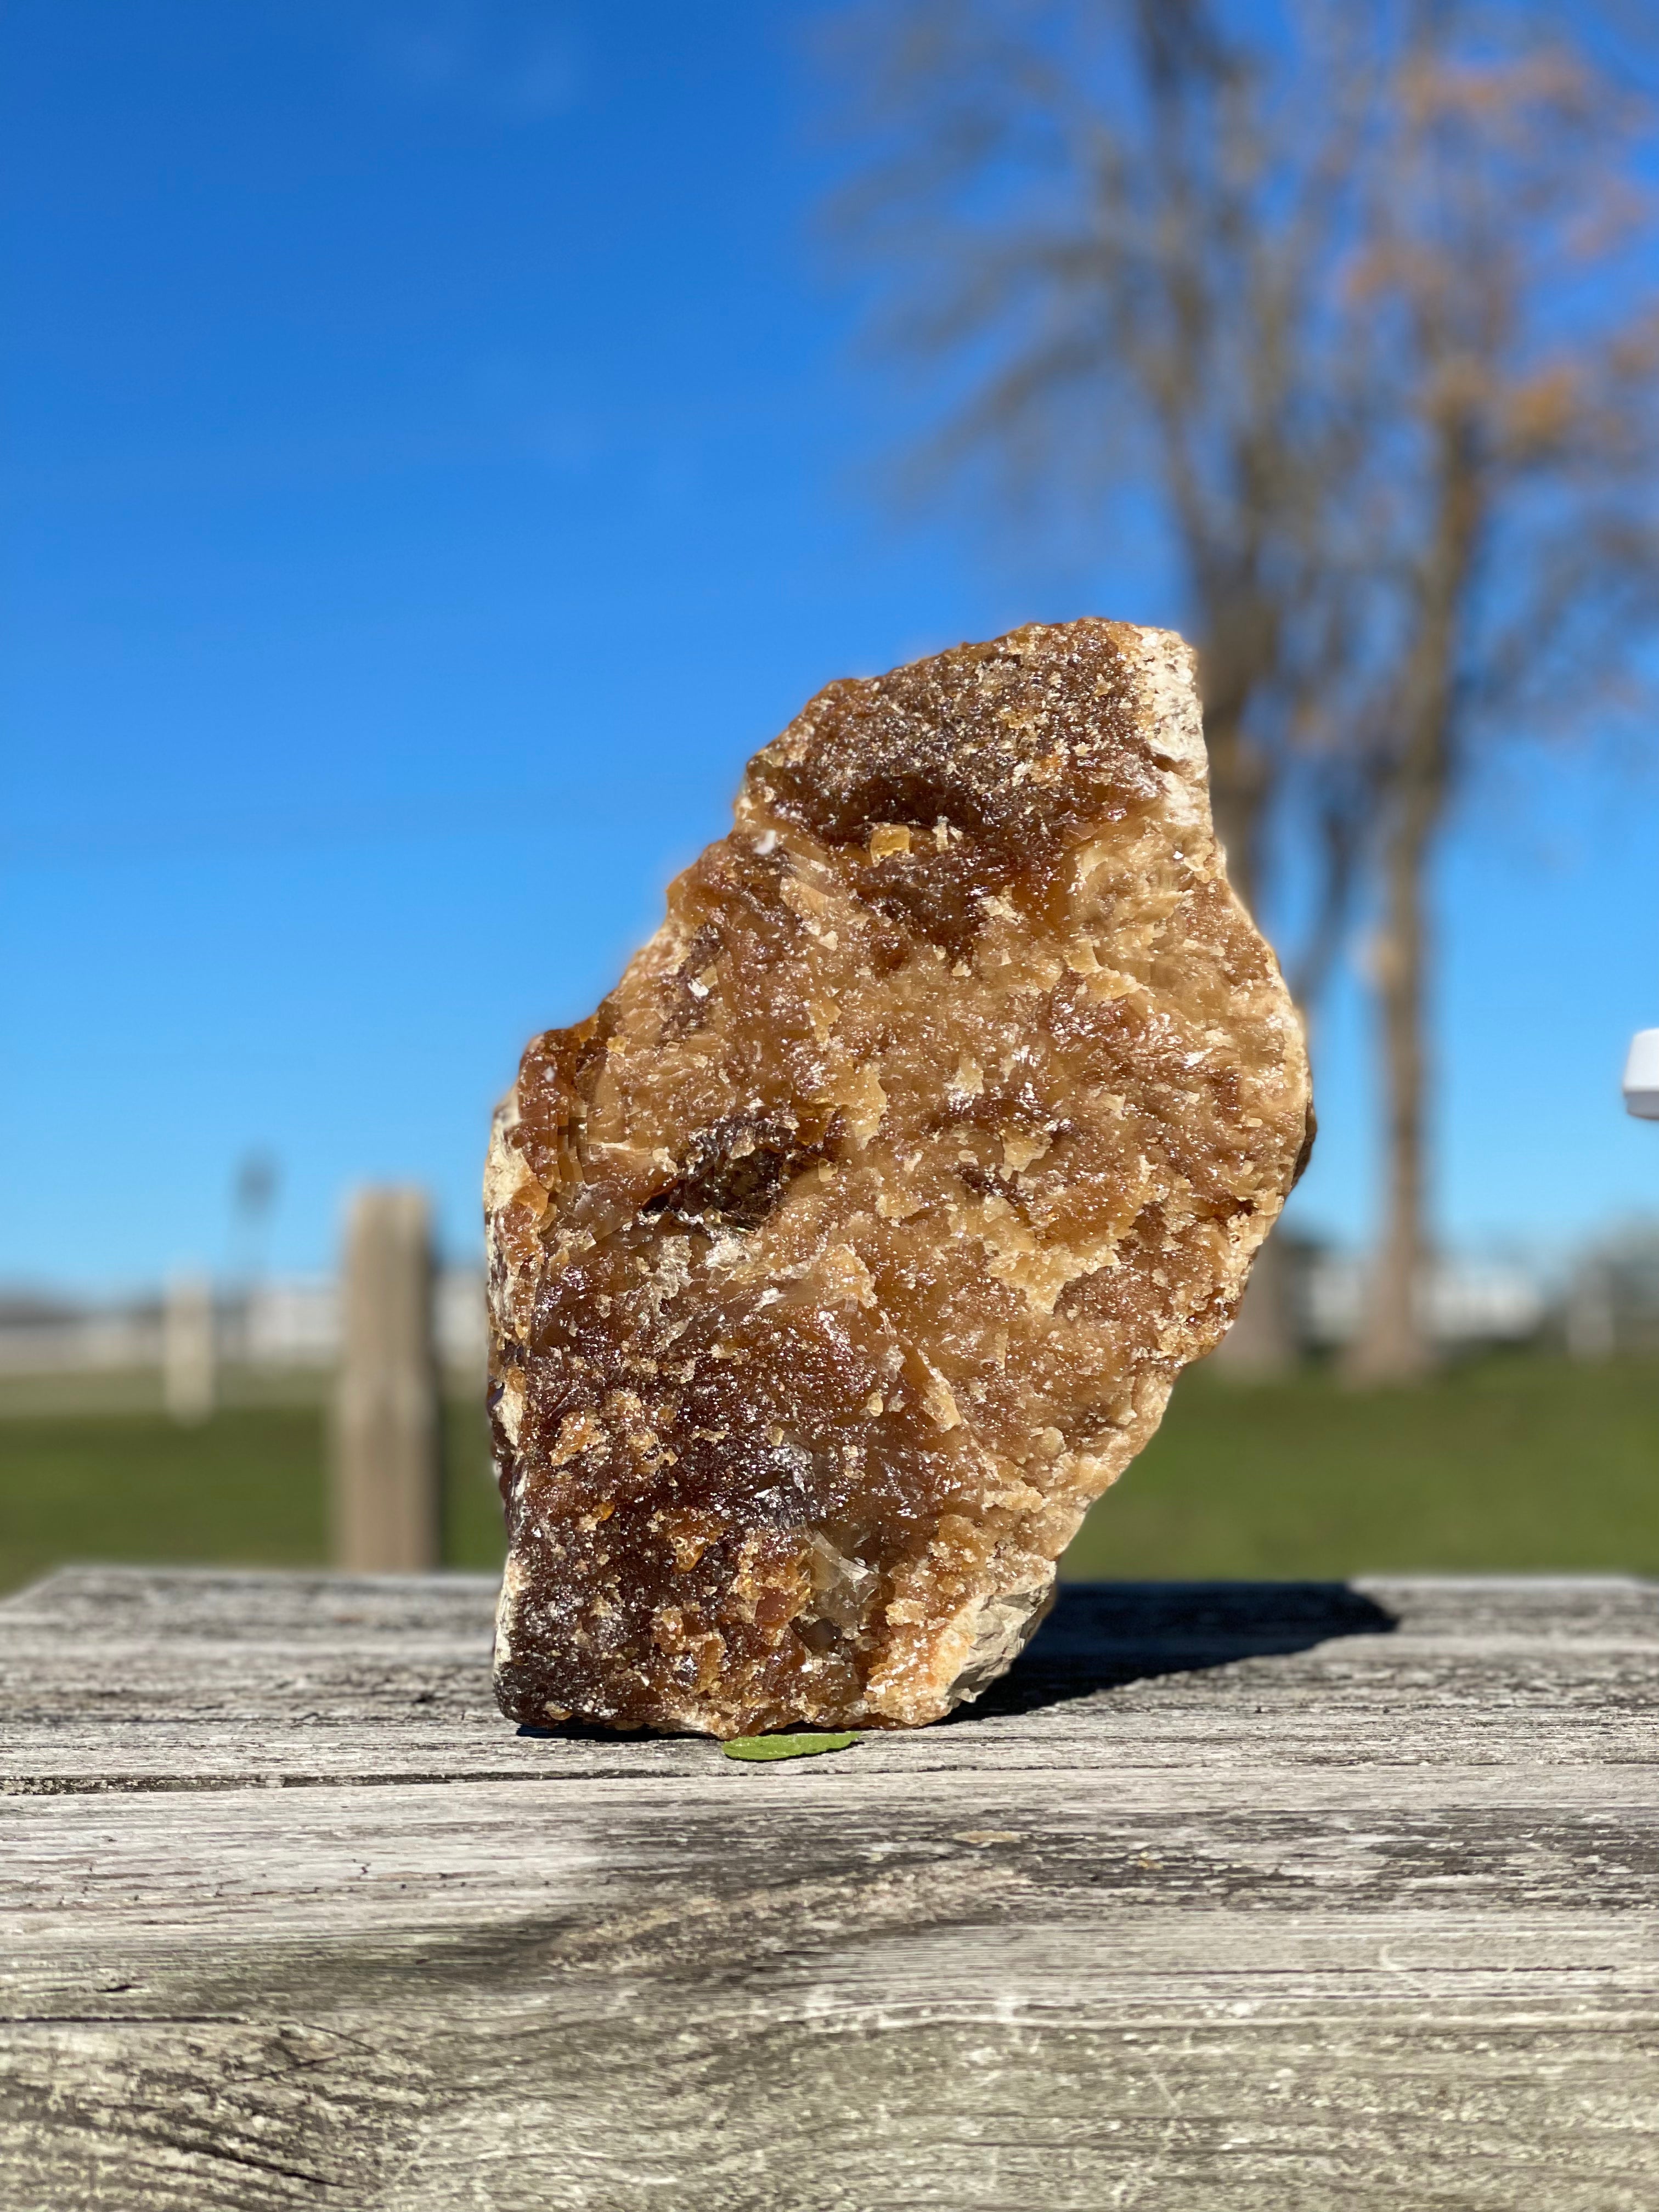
[{"x1": 3, "y1": 0, "x2": 1657, "y2": 1294}]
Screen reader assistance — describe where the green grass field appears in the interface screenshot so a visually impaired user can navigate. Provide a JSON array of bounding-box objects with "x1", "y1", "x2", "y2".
[
  {"x1": 0, "y1": 1398, "x2": 504, "y2": 1598},
  {"x1": 1, "y1": 1354, "x2": 1655, "y2": 1597},
  {"x1": 1063, "y1": 1353, "x2": 1659, "y2": 1579}
]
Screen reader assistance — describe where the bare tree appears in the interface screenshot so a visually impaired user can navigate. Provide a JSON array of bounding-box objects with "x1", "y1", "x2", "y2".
[
  {"x1": 826, "y1": 0, "x2": 1371, "y2": 928},
  {"x1": 824, "y1": 0, "x2": 1385, "y2": 1381},
  {"x1": 825, "y1": 0, "x2": 1659, "y2": 1382},
  {"x1": 1338, "y1": 30, "x2": 1659, "y2": 1378}
]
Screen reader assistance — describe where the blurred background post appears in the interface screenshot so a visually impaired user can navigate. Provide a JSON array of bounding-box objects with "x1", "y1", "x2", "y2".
[
  {"x1": 161, "y1": 1273, "x2": 215, "y2": 1426},
  {"x1": 331, "y1": 1188, "x2": 442, "y2": 1574}
]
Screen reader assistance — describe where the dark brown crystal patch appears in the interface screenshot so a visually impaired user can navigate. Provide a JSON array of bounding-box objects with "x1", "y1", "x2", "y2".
[{"x1": 486, "y1": 620, "x2": 1312, "y2": 1736}]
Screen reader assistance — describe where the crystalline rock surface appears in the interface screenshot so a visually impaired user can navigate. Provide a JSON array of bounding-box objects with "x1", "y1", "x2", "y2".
[{"x1": 486, "y1": 621, "x2": 1312, "y2": 1736}]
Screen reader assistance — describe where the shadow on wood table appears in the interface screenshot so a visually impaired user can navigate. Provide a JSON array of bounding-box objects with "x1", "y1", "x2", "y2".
[
  {"x1": 960, "y1": 1578, "x2": 1400, "y2": 1721},
  {"x1": 512, "y1": 1579, "x2": 1399, "y2": 1739}
]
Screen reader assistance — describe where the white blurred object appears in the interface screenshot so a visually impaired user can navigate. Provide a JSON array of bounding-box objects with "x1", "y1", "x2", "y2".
[
  {"x1": 242, "y1": 1276, "x2": 338, "y2": 1365},
  {"x1": 163, "y1": 1273, "x2": 216, "y2": 1423},
  {"x1": 1624, "y1": 1029, "x2": 1659, "y2": 1120},
  {"x1": 1303, "y1": 1251, "x2": 1543, "y2": 1348},
  {"x1": 435, "y1": 1268, "x2": 488, "y2": 1376}
]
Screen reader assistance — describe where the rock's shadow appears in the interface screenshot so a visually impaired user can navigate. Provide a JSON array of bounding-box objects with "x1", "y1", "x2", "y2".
[
  {"x1": 949, "y1": 1579, "x2": 1398, "y2": 1724},
  {"x1": 515, "y1": 1579, "x2": 1398, "y2": 1740}
]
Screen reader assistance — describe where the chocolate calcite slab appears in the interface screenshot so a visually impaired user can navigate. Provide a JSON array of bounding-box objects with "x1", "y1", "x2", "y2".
[{"x1": 486, "y1": 622, "x2": 1312, "y2": 1736}]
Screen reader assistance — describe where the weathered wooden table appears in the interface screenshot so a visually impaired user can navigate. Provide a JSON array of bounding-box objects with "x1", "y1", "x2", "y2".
[{"x1": 2, "y1": 1567, "x2": 1655, "y2": 2210}]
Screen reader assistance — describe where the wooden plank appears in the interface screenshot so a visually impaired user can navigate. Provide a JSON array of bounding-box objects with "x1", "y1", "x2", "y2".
[
  {"x1": 9, "y1": 1561, "x2": 1655, "y2": 1644},
  {"x1": 1, "y1": 1569, "x2": 1655, "y2": 2210},
  {"x1": 5, "y1": 1774, "x2": 1656, "y2": 2209},
  {"x1": 4, "y1": 1570, "x2": 1657, "y2": 1791}
]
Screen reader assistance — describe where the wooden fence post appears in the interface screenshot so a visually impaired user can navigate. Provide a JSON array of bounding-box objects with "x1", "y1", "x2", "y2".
[
  {"x1": 162, "y1": 1273, "x2": 216, "y2": 1424},
  {"x1": 1211, "y1": 1234, "x2": 1301, "y2": 1379},
  {"x1": 332, "y1": 1188, "x2": 441, "y2": 1572}
]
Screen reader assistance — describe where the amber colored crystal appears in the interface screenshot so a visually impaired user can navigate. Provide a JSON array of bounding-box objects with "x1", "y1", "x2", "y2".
[{"x1": 486, "y1": 622, "x2": 1312, "y2": 1736}]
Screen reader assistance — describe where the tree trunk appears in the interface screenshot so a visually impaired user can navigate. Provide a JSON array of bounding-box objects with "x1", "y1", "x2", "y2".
[
  {"x1": 1345, "y1": 794, "x2": 1437, "y2": 1382},
  {"x1": 1201, "y1": 697, "x2": 1272, "y2": 922},
  {"x1": 1204, "y1": 691, "x2": 1296, "y2": 1372},
  {"x1": 1344, "y1": 408, "x2": 1480, "y2": 1386}
]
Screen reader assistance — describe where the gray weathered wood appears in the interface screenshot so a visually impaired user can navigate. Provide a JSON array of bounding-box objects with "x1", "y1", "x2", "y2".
[
  {"x1": 2, "y1": 1567, "x2": 1655, "y2": 2210},
  {"x1": 332, "y1": 1189, "x2": 441, "y2": 1572}
]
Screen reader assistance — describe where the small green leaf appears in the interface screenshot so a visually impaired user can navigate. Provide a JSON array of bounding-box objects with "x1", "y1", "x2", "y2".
[{"x1": 722, "y1": 1730, "x2": 859, "y2": 1762}]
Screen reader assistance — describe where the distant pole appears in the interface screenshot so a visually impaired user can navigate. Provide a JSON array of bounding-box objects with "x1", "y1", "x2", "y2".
[
  {"x1": 162, "y1": 1273, "x2": 216, "y2": 1424},
  {"x1": 332, "y1": 1188, "x2": 441, "y2": 1572}
]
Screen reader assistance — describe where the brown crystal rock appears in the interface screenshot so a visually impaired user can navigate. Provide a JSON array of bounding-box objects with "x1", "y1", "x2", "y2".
[{"x1": 486, "y1": 620, "x2": 1312, "y2": 1736}]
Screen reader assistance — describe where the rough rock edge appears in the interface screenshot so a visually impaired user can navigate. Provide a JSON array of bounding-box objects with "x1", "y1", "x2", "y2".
[
  {"x1": 894, "y1": 625, "x2": 1264, "y2": 1715},
  {"x1": 485, "y1": 621, "x2": 1305, "y2": 1731}
]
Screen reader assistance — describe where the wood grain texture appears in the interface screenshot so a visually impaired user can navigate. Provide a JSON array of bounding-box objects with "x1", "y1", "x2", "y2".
[{"x1": 2, "y1": 1567, "x2": 1655, "y2": 2210}]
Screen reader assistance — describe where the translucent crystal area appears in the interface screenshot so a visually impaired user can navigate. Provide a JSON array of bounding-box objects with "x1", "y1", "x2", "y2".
[{"x1": 486, "y1": 621, "x2": 1312, "y2": 1736}]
